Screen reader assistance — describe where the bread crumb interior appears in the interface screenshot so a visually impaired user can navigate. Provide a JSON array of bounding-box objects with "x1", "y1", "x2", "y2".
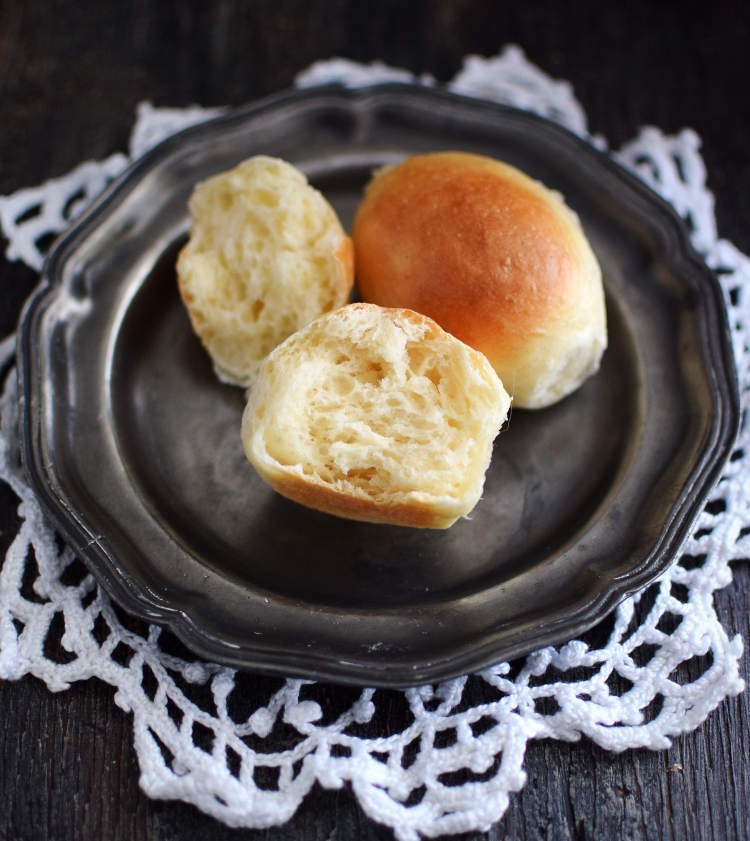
[{"x1": 257, "y1": 315, "x2": 502, "y2": 500}]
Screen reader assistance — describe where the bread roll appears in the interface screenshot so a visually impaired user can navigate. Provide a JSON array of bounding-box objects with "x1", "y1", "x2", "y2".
[
  {"x1": 242, "y1": 303, "x2": 511, "y2": 529},
  {"x1": 352, "y1": 151, "x2": 606, "y2": 409},
  {"x1": 177, "y1": 155, "x2": 354, "y2": 386}
]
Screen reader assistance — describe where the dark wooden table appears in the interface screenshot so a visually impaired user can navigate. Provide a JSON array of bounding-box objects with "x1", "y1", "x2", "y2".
[{"x1": 1, "y1": 3, "x2": 748, "y2": 839}]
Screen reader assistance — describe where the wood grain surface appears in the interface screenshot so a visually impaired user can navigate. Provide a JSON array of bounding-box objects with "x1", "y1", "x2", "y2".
[{"x1": 1, "y1": 2, "x2": 748, "y2": 839}]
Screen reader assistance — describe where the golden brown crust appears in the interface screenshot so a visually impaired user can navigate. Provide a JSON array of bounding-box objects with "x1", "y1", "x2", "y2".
[
  {"x1": 355, "y1": 153, "x2": 572, "y2": 352},
  {"x1": 334, "y1": 235, "x2": 355, "y2": 293},
  {"x1": 353, "y1": 152, "x2": 606, "y2": 408},
  {"x1": 251, "y1": 459, "x2": 457, "y2": 529}
]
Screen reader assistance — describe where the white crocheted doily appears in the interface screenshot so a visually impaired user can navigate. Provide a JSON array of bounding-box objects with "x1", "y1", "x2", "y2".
[{"x1": 0, "y1": 47, "x2": 747, "y2": 841}]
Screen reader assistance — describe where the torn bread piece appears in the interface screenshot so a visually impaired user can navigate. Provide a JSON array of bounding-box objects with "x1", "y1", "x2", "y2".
[
  {"x1": 241, "y1": 303, "x2": 511, "y2": 528},
  {"x1": 177, "y1": 155, "x2": 354, "y2": 386}
]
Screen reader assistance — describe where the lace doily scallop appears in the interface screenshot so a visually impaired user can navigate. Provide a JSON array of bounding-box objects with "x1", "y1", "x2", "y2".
[{"x1": 0, "y1": 46, "x2": 747, "y2": 841}]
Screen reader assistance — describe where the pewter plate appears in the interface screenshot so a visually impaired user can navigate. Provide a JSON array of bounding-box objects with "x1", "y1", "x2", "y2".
[{"x1": 17, "y1": 85, "x2": 739, "y2": 687}]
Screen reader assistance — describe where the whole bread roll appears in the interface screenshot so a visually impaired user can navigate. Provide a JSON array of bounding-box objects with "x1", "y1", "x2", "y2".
[
  {"x1": 177, "y1": 155, "x2": 354, "y2": 386},
  {"x1": 352, "y1": 152, "x2": 606, "y2": 409},
  {"x1": 242, "y1": 303, "x2": 511, "y2": 529}
]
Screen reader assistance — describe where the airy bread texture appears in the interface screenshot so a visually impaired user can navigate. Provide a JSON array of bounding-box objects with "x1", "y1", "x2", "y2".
[
  {"x1": 242, "y1": 303, "x2": 511, "y2": 529},
  {"x1": 352, "y1": 151, "x2": 607, "y2": 409},
  {"x1": 177, "y1": 155, "x2": 354, "y2": 386}
]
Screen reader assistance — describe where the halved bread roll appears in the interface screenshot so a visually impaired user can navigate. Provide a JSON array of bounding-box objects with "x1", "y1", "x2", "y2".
[
  {"x1": 353, "y1": 152, "x2": 607, "y2": 409},
  {"x1": 177, "y1": 155, "x2": 354, "y2": 386},
  {"x1": 241, "y1": 303, "x2": 511, "y2": 529}
]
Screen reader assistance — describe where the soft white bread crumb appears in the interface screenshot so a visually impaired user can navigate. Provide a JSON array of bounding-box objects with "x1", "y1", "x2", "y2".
[
  {"x1": 241, "y1": 303, "x2": 511, "y2": 529},
  {"x1": 177, "y1": 155, "x2": 354, "y2": 386}
]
